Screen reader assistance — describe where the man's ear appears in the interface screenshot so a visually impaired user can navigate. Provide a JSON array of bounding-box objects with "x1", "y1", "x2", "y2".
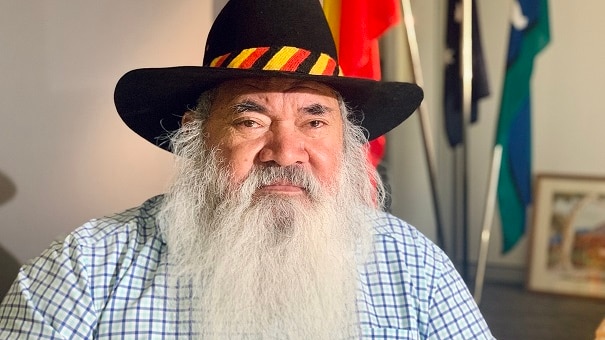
[{"x1": 181, "y1": 111, "x2": 196, "y2": 126}]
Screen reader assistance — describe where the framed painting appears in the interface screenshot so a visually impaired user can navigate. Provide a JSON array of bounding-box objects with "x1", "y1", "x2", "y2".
[{"x1": 527, "y1": 174, "x2": 605, "y2": 298}]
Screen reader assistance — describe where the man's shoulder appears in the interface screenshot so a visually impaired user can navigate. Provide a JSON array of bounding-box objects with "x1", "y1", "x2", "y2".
[
  {"x1": 368, "y1": 211, "x2": 448, "y2": 264},
  {"x1": 68, "y1": 195, "x2": 165, "y2": 250},
  {"x1": 30, "y1": 195, "x2": 167, "y2": 284},
  {"x1": 370, "y1": 212, "x2": 434, "y2": 246}
]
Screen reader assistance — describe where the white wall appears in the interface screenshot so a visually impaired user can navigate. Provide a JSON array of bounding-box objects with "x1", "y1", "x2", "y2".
[
  {"x1": 1, "y1": 1, "x2": 604, "y2": 286},
  {"x1": 0, "y1": 1, "x2": 213, "y2": 264}
]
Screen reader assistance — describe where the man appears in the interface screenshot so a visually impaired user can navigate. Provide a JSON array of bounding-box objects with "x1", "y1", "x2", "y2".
[{"x1": 0, "y1": 0, "x2": 494, "y2": 338}]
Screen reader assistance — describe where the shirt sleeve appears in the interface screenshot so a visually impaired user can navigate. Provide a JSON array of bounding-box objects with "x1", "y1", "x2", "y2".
[
  {"x1": 0, "y1": 236, "x2": 98, "y2": 339},
  {"x1": 427, "y1": 255, "x2": 494, "y2": 339}
]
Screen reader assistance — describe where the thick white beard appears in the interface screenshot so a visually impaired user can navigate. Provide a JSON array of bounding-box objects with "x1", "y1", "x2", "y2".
[{"x1": 158, "y1": 117, "x2": 379, "y2": 339}]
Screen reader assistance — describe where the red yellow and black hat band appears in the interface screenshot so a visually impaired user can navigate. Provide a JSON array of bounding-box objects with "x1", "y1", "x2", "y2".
[{"x1": 208, "y1": 46, "x2": 343, "y2": 77}]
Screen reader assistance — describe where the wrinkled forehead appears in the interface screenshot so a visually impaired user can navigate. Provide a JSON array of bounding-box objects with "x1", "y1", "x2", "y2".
[{"x1": 214, "y1": 77, "x2": 341, "y2": 101}]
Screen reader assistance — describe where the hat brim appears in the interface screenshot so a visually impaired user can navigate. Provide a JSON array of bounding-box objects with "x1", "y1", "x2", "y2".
[{"x1": 114, "y1": 66, "x2": 423, "y2": 151}]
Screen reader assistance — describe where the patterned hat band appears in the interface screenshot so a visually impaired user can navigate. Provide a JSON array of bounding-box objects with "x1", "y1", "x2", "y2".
[{"x1": 208, "y1": 46, "x2": 343, "y2": 76}]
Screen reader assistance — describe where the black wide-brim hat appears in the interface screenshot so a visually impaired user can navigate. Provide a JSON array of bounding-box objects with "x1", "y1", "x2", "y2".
[{"x1": 114, "y1": 0, "x2": 423, "y2": 151}]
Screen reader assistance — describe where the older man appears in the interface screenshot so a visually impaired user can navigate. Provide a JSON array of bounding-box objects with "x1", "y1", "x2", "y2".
[{"x1": 0, "y1": 0, "x2": 493, "y2": 338}]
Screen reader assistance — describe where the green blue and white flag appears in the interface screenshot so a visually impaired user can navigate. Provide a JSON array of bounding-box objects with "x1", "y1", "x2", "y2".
[{"x1": 496, "y1": 0, "x2": 550, "y2": 253}]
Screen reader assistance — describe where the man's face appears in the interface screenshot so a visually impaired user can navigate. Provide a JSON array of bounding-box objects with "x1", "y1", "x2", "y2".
[
  {"x1": 165, "y1": 77, "x2": 374, "y2": 338},
  {"x1": 203, "y1": 77, "x2": 344, "y2": 195}
]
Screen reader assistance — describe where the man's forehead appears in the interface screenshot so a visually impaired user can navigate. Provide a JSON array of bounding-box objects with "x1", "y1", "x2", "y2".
[{"x1": 215, "y1": 77, "x2": 339, "y2": 98}]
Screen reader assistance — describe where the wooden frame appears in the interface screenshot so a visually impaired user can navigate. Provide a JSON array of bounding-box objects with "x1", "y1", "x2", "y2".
[{"x1": 527, "y1": 174, "x2": 605, "y2": 298}]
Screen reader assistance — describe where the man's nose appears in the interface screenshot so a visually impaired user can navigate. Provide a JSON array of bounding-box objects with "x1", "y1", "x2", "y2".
[{"x1": 258, "y1": 125, "x2": 308, "y2": 166}]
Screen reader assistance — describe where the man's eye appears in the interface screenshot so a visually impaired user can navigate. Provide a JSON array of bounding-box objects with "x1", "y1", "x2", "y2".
[
  {"x1": 309, "y1": 120, "x2": 324, "y2": 128},
  {"x1": 238, "y1": 120, "x2": 260, "y2": 128}
]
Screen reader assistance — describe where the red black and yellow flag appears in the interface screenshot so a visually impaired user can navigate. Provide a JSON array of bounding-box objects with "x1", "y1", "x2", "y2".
[{"x1": 323, "y1": 0, "x2": 401, "y2": 168}]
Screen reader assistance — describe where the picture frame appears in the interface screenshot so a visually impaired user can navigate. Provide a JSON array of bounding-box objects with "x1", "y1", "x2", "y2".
[{"x1": 527, "y1": 174, "x2": 605, "y2": 299}]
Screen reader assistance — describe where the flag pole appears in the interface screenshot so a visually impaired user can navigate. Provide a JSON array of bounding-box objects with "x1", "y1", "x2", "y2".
[
  {"x1": 473, "y1": 144, "x2": 502, "y2": 304},
  {"x1": 400, "y1": 0, "x2": 446, "y2": 251},
  {"x1": 459, "y1": 0, "x2": 473, "y2": 282}
]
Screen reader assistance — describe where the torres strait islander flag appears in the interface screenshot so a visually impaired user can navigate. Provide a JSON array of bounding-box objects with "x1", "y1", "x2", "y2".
[{"x1": 322, "y1": 0, "x2": 402, "y2": 169}]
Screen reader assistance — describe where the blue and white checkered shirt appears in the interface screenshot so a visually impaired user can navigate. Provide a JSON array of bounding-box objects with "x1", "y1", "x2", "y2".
[{"x1": 0, "y1": 196, "x2": 494, "y2": 339}]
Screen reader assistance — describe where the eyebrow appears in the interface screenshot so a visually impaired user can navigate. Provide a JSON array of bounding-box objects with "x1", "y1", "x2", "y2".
[
  {"x1": 302, "y1": 103, "x2": 332, "y2": 116},
  {"x1": 232, "y1": 100, "x2": 265, "y2": 114}
]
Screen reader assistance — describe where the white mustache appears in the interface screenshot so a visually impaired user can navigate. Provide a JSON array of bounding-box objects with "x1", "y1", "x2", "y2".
[{"x1": 243, "y1": 165, "x2": 323, "y2": 198}]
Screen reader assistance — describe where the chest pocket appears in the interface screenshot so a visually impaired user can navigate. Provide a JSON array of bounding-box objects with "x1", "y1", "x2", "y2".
[{"x1": 360, "y1": 327, "x2": 420, "y2": 339}]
